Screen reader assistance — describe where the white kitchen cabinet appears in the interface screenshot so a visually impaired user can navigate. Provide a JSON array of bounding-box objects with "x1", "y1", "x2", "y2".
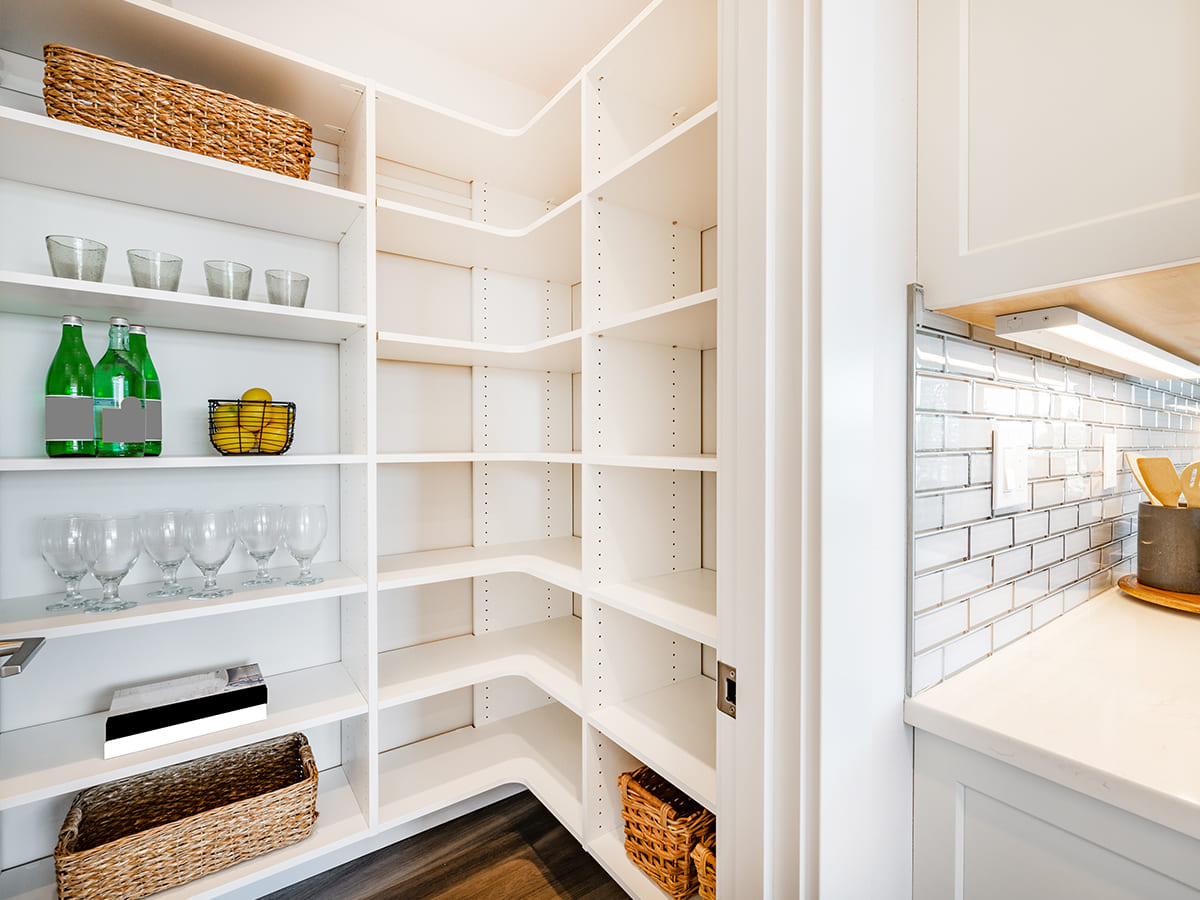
[
  {"x1": 0, "y1": 0, "x2": 722, "y2": 897},
  {"x1": 917, "y1": 0, "x2": 1200, "y2": 362},
  {"x1": 915, "y1": 733, "x2": 1200, "y2": 899}
]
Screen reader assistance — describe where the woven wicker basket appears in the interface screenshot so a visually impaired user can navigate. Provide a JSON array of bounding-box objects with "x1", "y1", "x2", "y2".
[
  {"x1": 692, "y1": 830, "x2": 716, "y2": 900},
  {"x1": 43, "y1": 43, "x2": 313, "y2": 180},
  {"x1": 618, "y1": 765, "x2": 715, "y2": 900},
  {"x1": 55, "y1": 733, "x2": 318, "y2": 900}
]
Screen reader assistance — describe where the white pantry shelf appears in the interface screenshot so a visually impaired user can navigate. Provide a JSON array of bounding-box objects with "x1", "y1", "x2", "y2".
[
  {"x1": 377, "y1": 451, "x2": 581, "y2": 465},
  {"x1": 0, "y1": 453, "x2": 367, "y2": 472},
  {"x1": 377, "y1": 702, "x2": 583, "y2": 840},
  {"x1": 0, "y1": 109, "x2": 366, "y2": 243},
  {"x1": 375, "y1": 80, "x2": 581, "y2": 207},
  {"x1": 593, "y1": 289, "x2": 717, "y2": 349},
  {"x1": 0, "y1": 765, "x2": 368, "y2": 900},
  {"x1": 377, "y1": 329, "x2": 582, "y2": 371},
  {"x1": 0, "y1": 271, "x2": 366, "y2": 343},
  {"x1": 590, "y1": 674, "x2": 717, "y2": 812},
  {"x1": 376, "y1": 196, "x2": 582, "y2": 285},
  {"x1": 593, "y1": 104, "x2": 717, "y2": 230},
  {"x1": 0, "y1": 561, "x2": 365, "y2": 639},
  {"x1": 588, "y1": 453, "x2": 717, "y2": 472},
  {"x1": 592, "y1": 568, "x2": 716, "y2": 645},
  {"x1": 0, "y1": 661, "x2": 367, "y2": 810},
  {"x1": 377, "y1": 536, "x2": 583, "y2": 593},
  {"x1": 379, "y1": 616, "x2": 583, "y2": 714}
]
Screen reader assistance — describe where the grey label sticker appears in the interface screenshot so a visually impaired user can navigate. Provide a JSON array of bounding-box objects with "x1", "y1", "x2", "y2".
[
  {"x1": 101, "y1": 397, "x2": 146, "y2": 443},
  {"x1": 45, "y1": 395, "x2": 93, "y2": 441},
  {"x1": 145, "y1": 399, "x2": 162, "y2": 441}
]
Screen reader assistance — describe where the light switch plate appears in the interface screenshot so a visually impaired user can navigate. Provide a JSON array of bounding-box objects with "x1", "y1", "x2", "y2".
[
  {"x1": 992, "y1": 423, "x2": 1030, "y2": 513},
  {"x1": 1102, "y1": 432, "x2": 1118, "y2": 490}
]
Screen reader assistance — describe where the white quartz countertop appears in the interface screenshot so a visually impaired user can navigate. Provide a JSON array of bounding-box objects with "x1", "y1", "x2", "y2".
[{"x1": 905, "y1": 586, "x2": 1200, "y2": 840}]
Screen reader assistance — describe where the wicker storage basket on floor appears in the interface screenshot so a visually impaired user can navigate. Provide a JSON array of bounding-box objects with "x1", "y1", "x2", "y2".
[
  {"x1": 618, "y1": 765, "x2": 716, "y2": 900},
  {"x1": 692, "y1": 830, "x2": 716, "y2": 900},
  {"x1": 54, "y1": 732, "x2": 318, "y2": 900},
  {"x1": 43, "y1": 43, "x2": 313, "y2": 180}
]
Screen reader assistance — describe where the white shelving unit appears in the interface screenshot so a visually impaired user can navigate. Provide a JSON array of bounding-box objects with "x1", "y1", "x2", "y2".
[{"x1": 0, "y1": 0, "x2": 719, "y2": 897}]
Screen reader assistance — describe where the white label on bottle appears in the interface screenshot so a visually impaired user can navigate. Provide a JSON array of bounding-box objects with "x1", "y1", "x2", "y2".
[
  {"x1": 45, "y1": 395, "x2": 93, "y2": 441},
  {"x1": 145, "y1": 399, "x2": 162, "y2": 441},
  {"x1": 100, "y1": 397, "x2": 146, "y2": 443}
]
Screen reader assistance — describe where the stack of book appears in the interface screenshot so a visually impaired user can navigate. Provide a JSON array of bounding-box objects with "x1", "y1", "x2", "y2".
[{"x1": 104, "y1": 663, "x2": 268, "y2": 759}]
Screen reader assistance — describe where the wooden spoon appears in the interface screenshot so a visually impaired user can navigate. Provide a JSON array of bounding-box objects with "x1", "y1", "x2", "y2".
[
  {"x1": 1126, "y1": 452, "x2": 1162, "y2": 506},
  {"x1": 1182, "y1": 462, "x2": 1200, "y2": 508},
  {"x1": 1138, "y1": 456, "x2": 1183, "y2": 507}
]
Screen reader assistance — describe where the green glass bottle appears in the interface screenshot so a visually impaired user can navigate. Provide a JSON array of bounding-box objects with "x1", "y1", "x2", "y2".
[
  {"x1": 93, "y1": 316, "x2": 145, "y2": 458},
  {"x1": 127, "y1": 325, "x2": 161, "y2": 456},
  {"x1": 45, "y1": 314, "x2": 95, "y2": 457}
]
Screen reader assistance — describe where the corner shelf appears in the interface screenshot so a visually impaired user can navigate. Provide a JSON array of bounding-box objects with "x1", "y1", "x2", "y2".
[
  {"x1": 0, "y1": 109, "x2": 366, "y2": 242},
  {"x1": 0, "y1": 661, "x2": 367, "y2": 810},
  {"x1": 376, "y1": 329, "x2": 582, "y2": 371},
  {"x1": 377, "y1": 702, "x2": 583, "y2": 839},
  {"x1": 0, "y1": 765, "x2": 368, "y2": 900},
  {"x1": 0, "y1": 271, "x2": 366, "y2": 343},
  {"x1": 377, "y1": 536, "x2": 583, "y2": 593},
  {"x1": 591, "y1": 568, "x2": 716, "y2": 645},
  {"x1": 589, "y1": 674, "x2": 717, "y2": 812},
  {"x1": 376, "y1": 195, "x2": 582, "y2": 284},
  {"x1": 375, "y1": 80, "x2": 582, "y2": 206},
  {"x1": 379, "y1": 616, "x2": 583, "y2": 714},
  {"x1": 0, "y1": 562, "x2": 366, "y2": 639}
]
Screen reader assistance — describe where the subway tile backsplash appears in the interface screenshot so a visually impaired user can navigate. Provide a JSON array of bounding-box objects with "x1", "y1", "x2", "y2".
[{"x1": 911, "y1": 325, "x2": 1200, "y2": 694}]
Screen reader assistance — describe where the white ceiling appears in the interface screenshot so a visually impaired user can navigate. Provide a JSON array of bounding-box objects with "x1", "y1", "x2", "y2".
[{"x1": 335, "y1": 0, "x2": 649, "y2": 98}]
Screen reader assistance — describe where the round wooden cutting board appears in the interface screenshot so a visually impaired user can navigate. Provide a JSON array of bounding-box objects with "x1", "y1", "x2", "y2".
[{"x1": 1117, "y1": 574, "x2": 1200, "y2": 614}]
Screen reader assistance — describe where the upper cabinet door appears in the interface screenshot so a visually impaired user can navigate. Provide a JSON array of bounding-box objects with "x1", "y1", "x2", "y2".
[{"x1": 918, "y1": 0, "x2": 1200, "y2": 313}]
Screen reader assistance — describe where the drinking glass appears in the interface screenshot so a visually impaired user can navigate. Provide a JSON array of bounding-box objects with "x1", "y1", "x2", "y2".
[
  {"x1": 237, "y1": 503, "x2": 284, "y2": 586},
  {"x1": 203, "y1": 260, "x2": 252, "y2": 300},
  {"x1": 40, "y1": 514, "x2": 97, "y2": 611},
  {"x1": 80, "y1": 515, "x2": 141, "y2": 613},
  {"x1": 127, "y1": 249, "x2": 182, "y2": 291},
  {"x1": 282, "y1": 504, "x2": 327, "y2": 586},
  {"x1": 139, "y1": 508, "x2": 191, "y2": 597},
  {"x1": 265, "y1": 270, "x2": 309, "y2": 307},
  {"x1": 46, "y1": 235, "x2": 107, "y2": 281},
  {"x1": 185, "y1": 509, "x2": 237, "y2": 599}
]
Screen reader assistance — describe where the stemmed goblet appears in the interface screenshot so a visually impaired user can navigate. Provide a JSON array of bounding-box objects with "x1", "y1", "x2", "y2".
[
  {"x1": 283, "y1": 504, "x2": 327, "y2": 587},
  {"x1": 237, "y1": 504, "x2": 284, "y2": 586},
  {"x1": 39, "y1": 514, "x2": 97, "y2": 611},
  {"x1": 185, "y1": 509, "x2": 236, "y2": 600},
  {"x1": 139, "y1": 508, "x2": 191, "y2": 597},
  {"x1": 80, "y1": 515, "x2": 141, "y2": 613}
]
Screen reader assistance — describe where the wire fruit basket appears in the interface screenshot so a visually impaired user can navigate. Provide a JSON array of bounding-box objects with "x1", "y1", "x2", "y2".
[{"x1": 208, "y1": 399, "x2": 296, "y2": 455}]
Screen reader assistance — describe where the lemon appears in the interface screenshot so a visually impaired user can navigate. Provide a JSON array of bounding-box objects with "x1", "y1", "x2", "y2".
[
  {"x1": 211, "y1": 403, "x2": 240, "y2": 429},
  {"x1": 257, "y1": 424, "x2": 291, "y2": 454},
  {"x1": 239, "y1": 387, "x2": 273, "y2": 432},
  {"x1": 212, "y1": 426, "x2": 257, "y2": 454},
  {"x1": 264, "y1": 404, "x2": 294, "y2": 429}
]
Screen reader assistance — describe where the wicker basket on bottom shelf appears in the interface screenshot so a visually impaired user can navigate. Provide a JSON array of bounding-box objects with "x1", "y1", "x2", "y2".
[
  {"x1": 54, "y1": 733, "x2": 318, "y2": 900},
  {"x1": 692, "y1": 830, "x2": 716, "y2": 900},
  {"x1": 618, "y1": 765, "x2": 715, "y2": 900}
]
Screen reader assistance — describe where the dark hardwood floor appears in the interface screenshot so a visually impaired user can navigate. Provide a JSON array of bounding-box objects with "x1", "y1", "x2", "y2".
[{"x1": 262, "y1": 791, "x2": 630, "y2": 900}]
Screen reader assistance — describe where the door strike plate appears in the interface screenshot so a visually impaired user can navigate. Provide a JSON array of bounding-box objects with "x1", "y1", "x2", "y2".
[{"x1": 717, "y1": 660, "x2": 735, "y2": 718}]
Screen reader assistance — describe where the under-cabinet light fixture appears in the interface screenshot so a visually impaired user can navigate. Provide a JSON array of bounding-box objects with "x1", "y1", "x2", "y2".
[{"x1": 994, "y1": 307, "x2": 1200, "y2": 382}]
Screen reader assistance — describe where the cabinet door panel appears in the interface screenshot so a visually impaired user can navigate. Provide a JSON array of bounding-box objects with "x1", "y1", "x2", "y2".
[{"x1": 919, "y1": 0, "x2": 1200, "y2": 309}]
